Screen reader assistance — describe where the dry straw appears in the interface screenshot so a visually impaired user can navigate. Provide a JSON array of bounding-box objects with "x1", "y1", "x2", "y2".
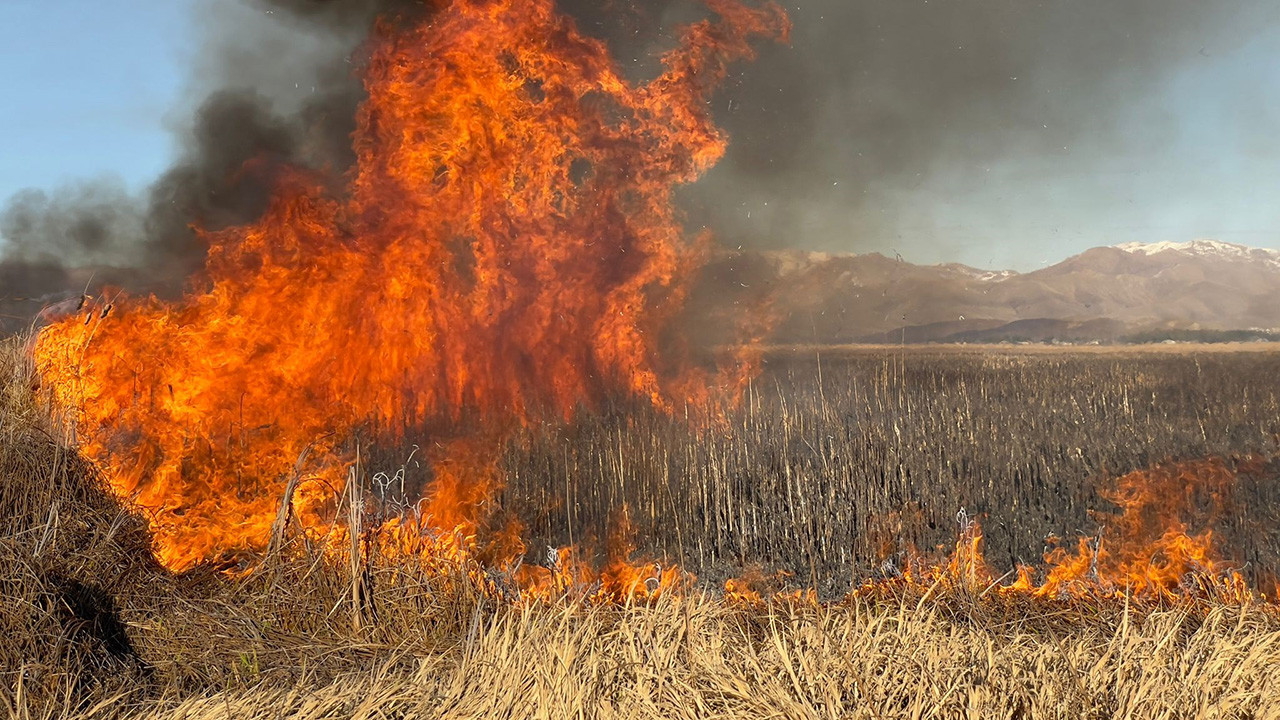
[{"x1": 4, "y1": 337, "x2": 1280, "y2": 719}]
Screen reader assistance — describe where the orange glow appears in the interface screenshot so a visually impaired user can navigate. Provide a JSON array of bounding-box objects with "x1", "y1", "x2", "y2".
[
  {"x1": 34, "y1": 0, "x2": 788, "y2": 577},
  {"x1": 840, "y1": 459, "x2": 1262, "y2": 606},
  {"x1": 1031, "y1": 457, "x2": 1255, "y2": 603},
  {"x1": 724, "y1": 459, "x2": 1266, "y2": 607}
]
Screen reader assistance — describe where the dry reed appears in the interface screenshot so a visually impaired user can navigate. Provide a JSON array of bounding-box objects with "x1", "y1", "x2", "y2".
[{"x1": 4, "y1": 337, "x2": 1280, "y2": 719}]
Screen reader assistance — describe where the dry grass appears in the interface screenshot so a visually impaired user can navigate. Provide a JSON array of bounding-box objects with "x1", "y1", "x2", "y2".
[
  {"x1": 4, "y1": 336, "x2": 1280, "y2": 719},
  {"x1": 13, "y1": 595, "x2": 1280, "y2": 719}
]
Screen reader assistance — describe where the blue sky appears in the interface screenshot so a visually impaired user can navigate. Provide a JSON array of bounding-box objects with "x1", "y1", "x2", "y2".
[
  {"x1": 0, "y1": 1, "x2": 194, "y2": 198},
  {"x1": 2, "y1": 1, "x2": 1279, "y2": 270}
]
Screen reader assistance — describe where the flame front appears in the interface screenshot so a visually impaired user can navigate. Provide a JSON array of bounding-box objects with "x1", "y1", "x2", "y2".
[
  {"x1": 824, "y1": 458, "x2": 1265, "y2": 606},
  {"x1": 34, "y1": 0, "x2": 789, "y2": 572}
]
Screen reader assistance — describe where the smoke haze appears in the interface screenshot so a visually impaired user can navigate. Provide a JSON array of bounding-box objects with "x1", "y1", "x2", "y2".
[
  {"x1": 3, "y1": 0, "x2": 1278, "y2": 315},
  {"x1": 684, "y1": 0, "x2": 1280, "y2": 262}
]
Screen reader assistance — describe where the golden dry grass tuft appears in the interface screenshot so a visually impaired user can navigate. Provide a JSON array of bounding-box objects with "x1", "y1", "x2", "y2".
[{"x1": 18, "y1": 596, "x2": 1280, "y2": 720}]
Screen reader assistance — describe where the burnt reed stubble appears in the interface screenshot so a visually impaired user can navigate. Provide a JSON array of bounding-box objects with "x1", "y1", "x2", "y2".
[{"x1": 497, "y1": 349, "x2": 1280, "y2": 593}]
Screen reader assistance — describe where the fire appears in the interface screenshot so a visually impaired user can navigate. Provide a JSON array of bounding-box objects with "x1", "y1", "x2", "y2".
[
  {"x1": 34, "y1": 0, "x2": 789, "y2": 574},
  {"x1": 727, "y1": 458, "x2": 1265, "y2": 607},
  {"x1": 26, "y1": 0, "x2": 1271, "y2": 610},
  {"x1": 1032, "y1": 457, "x2": 1255, "y2": 602}
]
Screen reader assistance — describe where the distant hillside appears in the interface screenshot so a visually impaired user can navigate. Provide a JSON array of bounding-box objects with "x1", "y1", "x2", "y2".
[{"x1": 700, "y1": 240, "x2": 1280, "y2": 345}]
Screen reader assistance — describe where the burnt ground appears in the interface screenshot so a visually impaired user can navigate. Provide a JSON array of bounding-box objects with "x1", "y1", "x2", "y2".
[{"x1": 495, "y1": 348, "x2": 1280, "y2": 594}]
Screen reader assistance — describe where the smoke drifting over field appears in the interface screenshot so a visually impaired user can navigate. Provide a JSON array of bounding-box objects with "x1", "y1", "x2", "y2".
[
  {"x1": 686, "y1": 0, "x2": 1279, "y2": 254},
  {"x1": 2, "y1": 0, "x2": 1277, "y2": 305}
]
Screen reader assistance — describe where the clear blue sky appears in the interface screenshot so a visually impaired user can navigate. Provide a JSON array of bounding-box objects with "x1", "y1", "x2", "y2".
[
  {"x1": 0, "y1": 1, "x2": 193, "y2": 196},
  {"x1": 2, "y1": 0, "x2": 1279, "y2": 270}
]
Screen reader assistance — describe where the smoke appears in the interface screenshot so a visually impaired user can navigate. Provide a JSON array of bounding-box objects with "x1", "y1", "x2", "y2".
[
  {"x1": 0, "y1": 0, "x2": 429, "y2": 308},
  {"x1": 679, "y1": 0, "x2": 1280, "y2": 257},
  {"x1": 3, "y1": 0, "x2": 1277, "y2": 316},
  {"x1": 1, "y1": 179, "x2": 145, "y2": 267},
  {"x1": 0, "y1": 180, "x2": 151, "y2": 333},
  {"x1": 142, "y1": 0, "x2": 441, "y2": 282}
]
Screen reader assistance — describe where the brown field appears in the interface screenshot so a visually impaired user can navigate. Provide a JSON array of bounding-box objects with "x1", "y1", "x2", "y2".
[
  {"x1": 762, "y1": 341, "x2": 1280, "y2": 356},
  {"x1": 5, "y1": 338, "x2": 1280, "y2": 718}
]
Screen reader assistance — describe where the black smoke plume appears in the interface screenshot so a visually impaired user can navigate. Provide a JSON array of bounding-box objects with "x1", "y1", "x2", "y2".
[{"x1": 1, "y1": 0, "x2": 434, "y2": 329}]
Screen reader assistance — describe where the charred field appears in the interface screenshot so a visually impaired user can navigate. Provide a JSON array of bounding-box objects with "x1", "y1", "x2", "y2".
[
  {"x1": 6, "y1": 338, "x2": 1280, "y2": 719},
  {"x1": 504, "y1": 346, "x2": 1280, "y2": 593}
]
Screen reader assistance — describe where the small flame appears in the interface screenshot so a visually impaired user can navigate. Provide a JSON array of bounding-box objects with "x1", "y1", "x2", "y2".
[{"x1": 727, "y1": 458, "x2": 1265, "y2": 607}]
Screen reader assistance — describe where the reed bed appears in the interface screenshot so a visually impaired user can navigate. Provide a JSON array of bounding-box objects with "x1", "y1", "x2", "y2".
[
  {"x1": 10, "y1": 591, "x2": 1280, "y2": 719},
  {"x1": 504, "y1": 349, "x2": 1280, "y2": 591},
  {"x1": 4, "y1": 338, "x2": 1280, "y2": 718}
]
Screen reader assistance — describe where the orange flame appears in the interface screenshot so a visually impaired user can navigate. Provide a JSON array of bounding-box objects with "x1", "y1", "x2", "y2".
[
  {"x1": 34, "y1": 0, "x2": 789, "y2": 574},
  {"x1": 29, "y1": 1, "x2": 1267, "y2": 610},
  {"x1": 1032, "y1": 457, "x2": 1254, "y2": 602},
  {"x1": 790, "y1": 458, "x2": 1264, "y2": 607}
]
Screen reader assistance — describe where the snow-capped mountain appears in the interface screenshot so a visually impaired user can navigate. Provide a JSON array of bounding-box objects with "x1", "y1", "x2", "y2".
[
  {"x1": 7, "y1": 240, "x2": 1279, "y2": 343},
  {"x1": 699, "y1": 239, "x2": 1280, "y2": 344},
  {"x1": 1114, "y1": 239, "x2": 1280, "y2": 269}
]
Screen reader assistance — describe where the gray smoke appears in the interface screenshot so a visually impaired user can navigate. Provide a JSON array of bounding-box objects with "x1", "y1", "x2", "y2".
[
  {"x1": 0, "y1": 179, "x2": 150, "y2": 333},
  {"x1": 1, "y1": 179, "x2": 145, "y2": 268},
  {"x1": 142, "y1": 0, "x2": 437, "y2": 283},
  {"x1": 3, "y1": 0, "x2": 1276, "y2": 319},
  {"x1": 678, "y1": 0, "x2": 1280, "y2": 255}
]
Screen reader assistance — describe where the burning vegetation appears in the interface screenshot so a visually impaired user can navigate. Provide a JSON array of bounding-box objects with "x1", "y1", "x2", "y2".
[
  {"x1": 30, "y1": 0, "x2": 1277, "y2": 609},
  {"x1": 5, "y1": 0, "x2": 1280, "y2": 716},
  {"x1": 6, "y1": 334, "x2": 1280, "y2": 716},
  {"x1": 34, "y1": 0, "x2": 786, "y2": 576},
  {"x1": 25, "y1": 0, "x2": 1280, "y2": 608}
]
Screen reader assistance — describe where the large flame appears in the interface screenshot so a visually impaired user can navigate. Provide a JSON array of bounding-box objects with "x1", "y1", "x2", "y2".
[{"x1": 34, "y1": 0, "x2": 789, "y2": 572}]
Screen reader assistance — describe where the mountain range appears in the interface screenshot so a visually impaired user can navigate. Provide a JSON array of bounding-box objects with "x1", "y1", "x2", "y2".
[{"x1": 701, "y1": 239, "x2": 1280, "y2": 345}]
